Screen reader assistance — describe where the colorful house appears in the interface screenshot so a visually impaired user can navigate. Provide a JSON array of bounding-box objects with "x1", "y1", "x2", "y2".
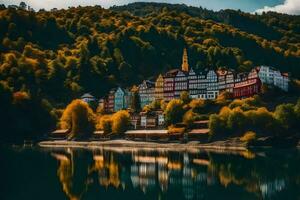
[
  {"x1": 124, "y1": 89, "x2": 132, "y2": 109},
  {"x1": 139, "y1": 80, "x2": 155, "y2": 108},
  {"x1": 217, "y1": 69, "x2": 234, "y2": 93},
  {"x1": 257, "y1": 66, "x2": 289, "y2": 91},
  {"x1": 233, "y1": 69, "x2": 261, "y2": 98},
  {"x1": 140, "y1": 112, "x2": 157, "y2": 129},
  {"x1": 163, "y1": 69, "x2": 178, "y2": 102},
  {"x1": 206, "y1": 70, "x2": 219, "y2": 99},
  {"x1": 114, "y1": 87, "x2": 125, "y2": 112},
  {"x1": 108, "y1": 89, "x2": 116, "y2": 113},
  {"x1": 188, "y1": 68, "x2": 198, "y2": 98},
  {"x1": 174, "y1": 70, "x2": 188, "y2": 98},
  {"x1": 155, "y1": 74, "x2": 164, "y2": 101},
  {"x1": 140, "y1": 111, "x2": 165, "y2": 128}
]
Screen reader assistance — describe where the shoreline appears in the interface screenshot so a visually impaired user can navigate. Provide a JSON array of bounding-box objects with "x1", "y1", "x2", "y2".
[{"x1": 38, "y1": 139, "x2": 249, "y2": 152}]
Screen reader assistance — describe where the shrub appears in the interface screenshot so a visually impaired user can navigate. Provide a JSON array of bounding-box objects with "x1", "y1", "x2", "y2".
[
  {"x1": 229, "y1": 96, "x2": 262, "y2": 111},
  {"x1": 189, "y1": 99, "x2": 206, "y2": 113},
  {"x1": 165, "y1": 99, "x2": 185, "y2": 125},
  {"x1": 111, "y1": 110, "x2": 130, "y2": 134},
  {"x1": 209, "y1": 114, "x2": 225, "y2": 136},
  {"x1": 168, "y1": 125, "x2": 185, "y2": 134},
  {"x1": 227, "y1": 107, "x2": 246, "y2": 133},
  {"x1": 274, "y1": 103, "x2": 297, "y2": 130},
  {"x1": 183, "y1": 110, "x2": 196, "y2": 128},
  {"x1": 216, "y1": 91, "x2": 232, "y2": 105},
  {"x1": 180, "y1": 91, "x2": 191, "y2": 104},
  {"x1": 240, "y1": 131, "x2": 256, "y2": 144},
  {"x1": 97, "y1": 115, "x2": 112, "y2": 134}
]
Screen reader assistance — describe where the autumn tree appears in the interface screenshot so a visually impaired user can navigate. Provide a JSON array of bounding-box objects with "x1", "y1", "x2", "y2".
[
  {"x1": 130, "y1": 86, "x2": 141, "y2": 113},
  {"x1": 111, "y1": 110, "x2": 130, "y2": 134},
  {"x1": 165, "y1": 99, "x2": 185, "y2": 125},
  {"x1": 60, "y1": 100, "x2": 96, "y2": 139}
]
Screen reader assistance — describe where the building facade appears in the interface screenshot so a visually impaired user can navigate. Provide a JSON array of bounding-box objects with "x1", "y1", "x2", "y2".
[
  {"x1": 107, "y1": 89, "x2": 116, "y2": 113},
  {"x1": 155, "y1": 74, "x2": 164, "y2": 101},
  {"x1": 174, "y1": 70, "x2": 188, "y2": 99},
  {"x1": 139, "y1": 80, "x2": 155, "y2": 108},
  {"x1": 163, "y1": 70, "x2": 178, "y2": 102},
  {"x1": 206, "y1": 70, "x2": 219, "y2": 99},
  {"x1": 258, "y1": 66, "x2": 289, "y2": 91},
  {"x1": 274, "y1": 71, "x2": 289, "y2": 92},
  {"x1": 114, "y1": 87, "x2": 125, "y2": 112},
  {"x1": 217, "y1": 69, "x2": 234, "y2": 93},
  {"x1": 233, "y1": 69, "x2": 261, "y2": 98},
  {"x1": 124, "y1": 89, "x2": 132, "y2": 109},
  {"x1": 188, "y1": 68, "x2": 198, "y2": 98}
]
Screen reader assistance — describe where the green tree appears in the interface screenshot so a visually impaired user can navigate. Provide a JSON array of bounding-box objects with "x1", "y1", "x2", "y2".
[
  {"x1": 274, "y1": 103, "x2": 297, "y2": 130},
  {"x1": 130, "y1": 86, "x2": 141, "y2": 112},
  {"x1": 165, "y1": 99, "x2": 185, "y2": 125},
  {"x1": 180, "y1": 91, "x2": 191, "y2": 104}
]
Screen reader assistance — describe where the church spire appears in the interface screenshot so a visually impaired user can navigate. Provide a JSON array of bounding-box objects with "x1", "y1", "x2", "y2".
[{"x1": 181, "y1": 48, "x2": 189, "y2": 72}]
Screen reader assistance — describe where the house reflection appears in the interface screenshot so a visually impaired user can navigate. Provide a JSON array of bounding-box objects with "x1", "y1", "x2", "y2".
[{"x1": 51, "y1": 148, "x2": 299, "y2": 200}]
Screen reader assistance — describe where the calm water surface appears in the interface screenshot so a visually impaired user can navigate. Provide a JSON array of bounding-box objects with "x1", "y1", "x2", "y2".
[{"x1": 1, "y1": 146, "x2": 300, "y2": 200}]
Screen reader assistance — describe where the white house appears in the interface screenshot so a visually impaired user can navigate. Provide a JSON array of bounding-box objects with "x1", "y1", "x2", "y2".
[
  {"x1": 174, "y1": 70, "x2": 188, "y2": 99},
  {"x1": 258, "y1": 66, "x2": 289, "y2": 91},
  {"x1": 206, "y1": 70, "x2": 219, "y2": 99}
]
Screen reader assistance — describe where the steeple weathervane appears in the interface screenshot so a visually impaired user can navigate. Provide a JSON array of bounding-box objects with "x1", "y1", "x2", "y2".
[{"x1": 181, "y1": 48, "x2": 189, "y2": 72}]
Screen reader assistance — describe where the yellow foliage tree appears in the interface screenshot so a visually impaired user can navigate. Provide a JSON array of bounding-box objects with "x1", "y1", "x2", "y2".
[
  {"x1": 60, "y1": 99, "x2": 96, "y2": 139},
  {"x1": 111, "y1": 110, "x2": 130, "y2": 135},
  {"x1": 97, "y1": 115, "x2": 112, "y2": 134}
]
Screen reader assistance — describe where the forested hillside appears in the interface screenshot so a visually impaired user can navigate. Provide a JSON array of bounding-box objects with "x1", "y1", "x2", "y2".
[{"x1": 0, "y1": 2, "x2": 300, "y2": 141}]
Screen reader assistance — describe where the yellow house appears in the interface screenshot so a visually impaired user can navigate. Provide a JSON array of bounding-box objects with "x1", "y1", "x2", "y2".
[{"x1": 155, "y1": 74, "x2": 164, "y2": 100}]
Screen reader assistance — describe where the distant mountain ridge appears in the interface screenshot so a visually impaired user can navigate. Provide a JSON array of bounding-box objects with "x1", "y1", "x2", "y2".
[{"x1": 111, "y1": 2, "x2": 300, "y2": 40}]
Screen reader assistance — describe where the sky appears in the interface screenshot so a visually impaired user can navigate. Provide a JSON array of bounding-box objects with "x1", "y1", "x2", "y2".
[{"x1": 1, "y1": 0, "x2": 300, "y2": 15}]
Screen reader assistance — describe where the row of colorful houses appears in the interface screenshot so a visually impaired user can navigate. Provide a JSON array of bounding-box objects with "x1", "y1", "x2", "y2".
[{"x1": 82, "y1": 49, "x2": 289, "y2": 113}]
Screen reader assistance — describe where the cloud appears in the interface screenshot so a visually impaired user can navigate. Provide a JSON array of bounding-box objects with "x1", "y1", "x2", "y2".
[{"x1": 255, "y1": 0, "x2": 300, "y2": 15}]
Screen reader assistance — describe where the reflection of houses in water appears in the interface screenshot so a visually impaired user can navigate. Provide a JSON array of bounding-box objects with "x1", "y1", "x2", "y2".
[
  {"x1": 53, "y1": 148, "x2": 217, "y2": 199},
  {"x1": 259, "y1": 179, "x2": 286, "y2": 199},
  {"x1": 129, "y1": 151, "x2": 210, "y2": 199},
  {"x1": 91, "y1": 153, "x2": 121, "y2": 188},
  {"x1": 158, "y1": 162, "x2": 169, "y2": 192},
  {"x1": 182, "y1": 153, "x2": 194, "y2": 200},
  {"x1": 130, "y1": 163, "x2": 156, "y2": 193},
  {"x1": 131, "y1": 155, "x2": 160, "y2": 193}
]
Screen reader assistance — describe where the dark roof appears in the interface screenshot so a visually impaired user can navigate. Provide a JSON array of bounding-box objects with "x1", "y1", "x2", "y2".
[
  {"x1": 235, "y1": 72, "x2": 248, "y2": 79},
  {"x1": 164, "y1": 69, "x2": 180, "y2": 77},
  {"x1": 141, "y1": 80, "x2": 155, "y2": 88},
  {"x1": 81, "y1": 93, "x2": 95, "y2": 99}
]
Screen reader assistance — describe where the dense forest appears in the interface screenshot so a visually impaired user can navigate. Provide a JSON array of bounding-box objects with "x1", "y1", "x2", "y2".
[{"x1": 0, "y1": 2, "x2": 300, "y2": 142}]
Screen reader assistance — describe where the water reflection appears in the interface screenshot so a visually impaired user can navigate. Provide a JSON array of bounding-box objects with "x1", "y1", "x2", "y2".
[{"x1": 48, "y1": 148, "x2": 300, "y2": 200}]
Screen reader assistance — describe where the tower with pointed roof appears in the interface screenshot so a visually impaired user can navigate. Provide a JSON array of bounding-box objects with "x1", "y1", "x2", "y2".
[{"x1": 181, "y1": 48, "x2": 189, "y2": 72}]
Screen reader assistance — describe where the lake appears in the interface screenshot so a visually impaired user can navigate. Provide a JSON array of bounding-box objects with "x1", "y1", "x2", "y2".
[{"x1": 1, "y1": 145, "x2": 300, "y2": 200}]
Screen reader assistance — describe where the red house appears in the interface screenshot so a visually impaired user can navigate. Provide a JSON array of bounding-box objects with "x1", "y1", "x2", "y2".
[
  {"x1": 163, "y1": 69, "x2": 179, "y2": 101},
  {"x1": 107, "y1": 89, "x2": 116, "y2": 113},
  {"x1": 233, "y1": 69, "x2": 261, "y2": 98}
]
